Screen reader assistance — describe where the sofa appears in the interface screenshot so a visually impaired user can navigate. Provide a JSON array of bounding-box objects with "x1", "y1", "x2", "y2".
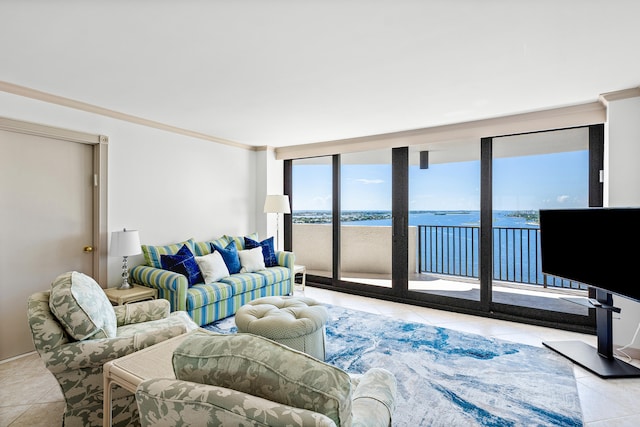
[
  {"x1": 130, "y1": 234, "x2": 295, "y2": 326},
  {"x1": 135, "y1": 331, "x2": 397, "y2": 427},
  {"x1": 27, "y1": 271, "x2": 198, "y2": 427}
]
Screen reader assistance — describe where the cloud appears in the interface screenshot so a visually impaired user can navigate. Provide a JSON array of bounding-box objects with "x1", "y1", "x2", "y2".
[
  {"x1": 356, "y1": 179, "x2": 384, "y2": 185},
  {"x1": 556, "y1": 195, "x2": 570, "y2": 203}
]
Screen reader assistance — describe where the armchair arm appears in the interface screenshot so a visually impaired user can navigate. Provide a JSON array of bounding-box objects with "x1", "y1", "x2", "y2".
[
  {"x1": 114, "y1": 299, "x2": 170, "y2": 326},
  {"x1": 136, "y1": 378, "x2": 337, "y2": 427},
  {"x1": 130, "y1": 265, "x2": 188, "y2": 311},
  {"x1": 351, "y1": 368, "x2": 397, "y2": 427},
  {"x1": 43, "y1": 320, "x2": 196, "y2": 374},
  {"x1": 42, "y1": 335, "x2": 141, "y2": 374}
]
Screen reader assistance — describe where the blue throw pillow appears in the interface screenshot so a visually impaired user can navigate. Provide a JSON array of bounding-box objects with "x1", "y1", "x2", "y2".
[
  {"x1": 244, "y1": 236, "x2": 278, "y2": 267},
  {"x1": 160, "y1": 244, "x2": 204, "y2": 286},
  {"x1": 211, "y1": 241, "x2": 242, "y2": 274}
]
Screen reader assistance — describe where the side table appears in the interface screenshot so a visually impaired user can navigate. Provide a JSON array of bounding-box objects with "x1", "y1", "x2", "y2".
[
  {"x1": 103, "y1": 332, "x2": 193, "y2": 427},
  {"x1": 293, "y1": 264, "x2": 306, "y2": 291},
  {"x1": 103, "y1": 285, "x2": 157, "y2": 306}
]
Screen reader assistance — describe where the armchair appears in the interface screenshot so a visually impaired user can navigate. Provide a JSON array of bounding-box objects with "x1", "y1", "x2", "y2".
[
  {"x1": 27, "y1": 271, "x2": 198, "y2": 427},
  {"x1": 135, "y1": 331, "x2": 397, "y2": 426}
]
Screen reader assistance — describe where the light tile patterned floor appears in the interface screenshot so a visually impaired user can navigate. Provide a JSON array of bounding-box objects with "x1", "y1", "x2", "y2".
[{"x1": 2, "y1": 287, "x2": 640, "y2": 426}]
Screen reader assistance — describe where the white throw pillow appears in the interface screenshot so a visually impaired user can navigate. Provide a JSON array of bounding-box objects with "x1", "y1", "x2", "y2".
[
  {"x1": 195, "y1": 251, "x2": 230, "y2": 283},
  {"x1": 239, "y1": 247, "x2": 266, "y2": 273}
]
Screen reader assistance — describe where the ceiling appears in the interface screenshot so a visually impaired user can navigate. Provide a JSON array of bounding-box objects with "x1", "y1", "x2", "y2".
[{"x1": 2, "y1": 0, "x2": 639, "y2": 148}]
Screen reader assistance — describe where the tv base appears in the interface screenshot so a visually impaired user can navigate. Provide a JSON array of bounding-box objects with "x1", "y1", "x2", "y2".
[{"x1": 543, "y1": 340, "x2": 640, "y2": 379}]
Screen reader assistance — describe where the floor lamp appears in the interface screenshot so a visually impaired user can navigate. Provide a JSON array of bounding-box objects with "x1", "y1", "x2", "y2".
[
  {"x1": 263, "y1": 195, "x2": 290, "y2": 250},
  {"x1": 110, "y1": 228, "x2": 141, "y2": 289}
]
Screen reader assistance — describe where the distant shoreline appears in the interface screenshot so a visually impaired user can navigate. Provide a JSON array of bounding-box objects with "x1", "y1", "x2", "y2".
[{"x1": 292, "y1": 210, "x2": 539, "y2": 225}]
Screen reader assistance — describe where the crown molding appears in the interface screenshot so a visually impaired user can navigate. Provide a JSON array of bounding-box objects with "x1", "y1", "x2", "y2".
[
  {"x1": 0, "y1": 81, "x2": 254, "y2": 151},
  {"x1": 599, "y1": 87, "x2": 640, "y2": 106}
]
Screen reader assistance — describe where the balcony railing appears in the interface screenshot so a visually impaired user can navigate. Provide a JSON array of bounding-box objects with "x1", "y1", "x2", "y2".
[{"x1": 417, "y1": 225, "x2": 585, "y2": 290}]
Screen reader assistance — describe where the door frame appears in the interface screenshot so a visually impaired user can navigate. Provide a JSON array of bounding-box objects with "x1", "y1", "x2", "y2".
[{"x1": 0, "y1": 116, "x2": 108, "y2": 285}]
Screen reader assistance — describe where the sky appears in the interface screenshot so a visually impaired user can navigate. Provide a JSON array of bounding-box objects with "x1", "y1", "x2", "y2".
[{"x1": 292, "y1": 150, "x2": 589, "y2": 212}]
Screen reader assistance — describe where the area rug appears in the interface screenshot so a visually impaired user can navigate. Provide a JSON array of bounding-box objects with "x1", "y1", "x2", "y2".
[{"x1": 204, "y1": 304, "x2": 583, "y2": 427}]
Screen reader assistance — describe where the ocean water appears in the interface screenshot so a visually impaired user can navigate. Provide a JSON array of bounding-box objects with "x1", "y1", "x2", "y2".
[{"x1": 292, "y1": 210, "x2": 578, "y2": 288}]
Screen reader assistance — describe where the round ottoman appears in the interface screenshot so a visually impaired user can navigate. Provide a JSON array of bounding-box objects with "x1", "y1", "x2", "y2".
[{"x1": 235, "y1": 296, "x2": 329, "y2": 361}]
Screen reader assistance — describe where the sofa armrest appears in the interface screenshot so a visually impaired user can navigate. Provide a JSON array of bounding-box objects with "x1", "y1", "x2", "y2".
[
  {"x1": 130, "y1": 265, "x2": 189, "y2": 311},
  {"x1": 351, "y1": 368, "x2": 397, "y2": 427},
  {"x1": 276, "y1": 250, "x2": 295, "y2": 269},
  {"x1": 136, "y1": 378, "x2": 337, "y2": 427},
  {"x1": 114, "y1": 299, "x2": 170, "y2": 326}
]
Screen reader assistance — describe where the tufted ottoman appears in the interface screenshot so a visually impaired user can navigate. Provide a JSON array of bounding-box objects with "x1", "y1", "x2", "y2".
[{"x1": 235, "y1": 296, "x2": 329, "y2": 361}]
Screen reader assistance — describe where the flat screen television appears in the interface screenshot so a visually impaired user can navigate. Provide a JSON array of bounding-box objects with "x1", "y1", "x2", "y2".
[
  {"x1": 539, "y1": 207, "x2": 640, "y2": 378},
  {"x1": 539, "y1": 207, "x2": 640, "y2": 303}
]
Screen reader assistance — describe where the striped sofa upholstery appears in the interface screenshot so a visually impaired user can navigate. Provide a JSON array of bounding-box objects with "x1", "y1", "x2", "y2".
[{"x1": 130, "y1": 237, "x2": 294, "y2": 326}]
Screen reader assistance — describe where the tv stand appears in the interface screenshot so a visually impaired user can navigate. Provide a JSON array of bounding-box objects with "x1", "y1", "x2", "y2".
[{"x1": 543, "y1": 289, "x2": 640, "y2": 378}]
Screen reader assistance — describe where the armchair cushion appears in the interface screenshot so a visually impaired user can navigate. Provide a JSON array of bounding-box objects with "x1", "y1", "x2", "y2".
[
  {"x1": 172, "y1": 332, "x2": 353, "y2": 426},
  {"x1": 49, "y1": 271, "x2": 117, "y2": 340}
]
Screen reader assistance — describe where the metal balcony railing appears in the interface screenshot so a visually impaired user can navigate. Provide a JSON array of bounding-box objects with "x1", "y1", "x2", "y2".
[{"x1": 417, "y1": 225, "x2": 585, "y2": 290}]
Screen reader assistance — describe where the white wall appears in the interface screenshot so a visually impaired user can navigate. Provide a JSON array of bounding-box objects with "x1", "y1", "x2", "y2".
[
  {"x1": 604, "y1": 95, "x2": 640, "y2": 354},
  {"x1": 0, "y1": 92, "x2": 260, "y2": 289}
]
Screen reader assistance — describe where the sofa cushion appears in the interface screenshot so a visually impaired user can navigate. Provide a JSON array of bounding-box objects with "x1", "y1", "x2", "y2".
[
  {"x1": 238, "y1": 247, "x2": 266, "y2": 273},
  {"x1": 244, "y1": 236, "x2": 278, "y2": 267},
  {"x1": 193, "y1": 236, "x2": 229, "y2": 256},
  {"x1": 161, "y1": 244, "x2": 204, "y2": 286},
  {"x1": 49, "y1": 271, "x2": 117, "y2": 340},
  {"x1": 224, "y1": 232, "x2": 259, "y2": 251},
  {"x1": 195, "y1": 251, "x2": 230, "y2": 283},
  {"x1": 255, "y1": 266, "x2": 291, "y2": 286},
  {"x1": 142, "y1": 238, "x2": 196, "y2": 269},
  {"x1": 172, "y1": 332, "x2": 353, "y2": 426},
  {"x1": 219, "y1": 272, "x2": 265, "y2": 294},
  {"x1": 186, "y1": 283, "x2": 233, "y2": 310},
  {"x1": 211, "y1": 241, "x2": 242, "y2": 274}
]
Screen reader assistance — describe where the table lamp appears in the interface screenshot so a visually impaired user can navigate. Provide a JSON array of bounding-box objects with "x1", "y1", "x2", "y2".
[{"x1": 110, "y1": 228, "x2": 141, "y2": 289}]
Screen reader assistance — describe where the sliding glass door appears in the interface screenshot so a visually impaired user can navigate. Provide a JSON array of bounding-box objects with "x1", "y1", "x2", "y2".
[
  {"x1": 340, "y1": 150, "x2": 392, "y2": 288},
  {"x1": 490, "y1": 127, "x2": 596, "y2": 323},
  {"x1": 407, "y1": 140, "x2": 481, "y2": 303},
  {"x1": 285, "y1": 124, "x2": 601, "y2": 331},
  {"x1": 290, "y1": 156, "x2": 333, "y2": 280}
]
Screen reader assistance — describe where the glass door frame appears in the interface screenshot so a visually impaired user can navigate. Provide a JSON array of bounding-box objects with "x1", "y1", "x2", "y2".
[{"x1": 283, "y1": 124, "x2": 603, "y2": 333}]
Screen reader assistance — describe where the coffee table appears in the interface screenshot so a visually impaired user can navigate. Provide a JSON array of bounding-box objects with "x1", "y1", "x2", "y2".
[{"x1": 102, "y1": 332, "x2": 194, "y2": 427}]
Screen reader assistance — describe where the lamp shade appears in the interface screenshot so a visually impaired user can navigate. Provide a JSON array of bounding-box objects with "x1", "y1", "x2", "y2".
[
  {"x1": 110, "y1": 229, "x2": 141, "y2": 257},
  {"x1": 263, "y1": 195, "x2": 291, "y2": 214}
]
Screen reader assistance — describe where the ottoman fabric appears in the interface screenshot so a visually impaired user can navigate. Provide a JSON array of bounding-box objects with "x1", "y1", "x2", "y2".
[{"x1": 235, "y1": 296, "x2": 329, "y2": 360}]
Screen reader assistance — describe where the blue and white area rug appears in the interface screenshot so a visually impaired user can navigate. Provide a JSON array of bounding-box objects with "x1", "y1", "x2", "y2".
[{"x1": 204, "y1": 304, "x2": 583, "y2": 426}]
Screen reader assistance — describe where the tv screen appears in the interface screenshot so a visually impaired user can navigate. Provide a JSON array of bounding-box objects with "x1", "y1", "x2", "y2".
[{"x1": 539, "y1": 208, "x2": 640, "y2": 303}]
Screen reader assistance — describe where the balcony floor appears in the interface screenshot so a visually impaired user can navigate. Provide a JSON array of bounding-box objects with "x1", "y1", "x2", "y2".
[{"x1": 308, "y1": 269, "x2": 590, "y2": 316}]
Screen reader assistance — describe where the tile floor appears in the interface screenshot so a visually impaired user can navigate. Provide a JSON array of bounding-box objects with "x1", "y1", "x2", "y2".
[{"x1": 2, "y1": 287, "x2": 640, "y2": 426}]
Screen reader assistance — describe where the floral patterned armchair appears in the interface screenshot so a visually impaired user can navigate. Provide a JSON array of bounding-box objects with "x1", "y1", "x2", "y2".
[
  {"x1": 27, "y1": 271, "x2": 198, "y2": 427},
  {"x1": 135, "y1": 331, "x2": 397, "y2": 426}
]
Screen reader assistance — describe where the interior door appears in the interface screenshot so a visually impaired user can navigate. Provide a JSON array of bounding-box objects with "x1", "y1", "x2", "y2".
[{"x1": 0, "y1": 128, "x2": 95, "y2": 360}]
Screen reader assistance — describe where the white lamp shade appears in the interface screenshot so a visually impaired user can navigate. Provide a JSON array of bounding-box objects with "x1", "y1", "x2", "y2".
[
  {"x1": 263, "y1": 195, "x2": 291, "y2": 214},
  {"x1": 110, "y1": 229, "x2": 142, "y2": 257}
]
